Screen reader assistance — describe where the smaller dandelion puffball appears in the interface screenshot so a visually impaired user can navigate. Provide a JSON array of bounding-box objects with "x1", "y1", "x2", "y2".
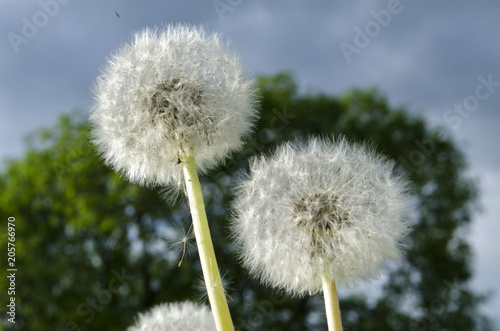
[
  {"x1": 90, "y1": 24, "x2": 257, "y2": 187},
  {"x1": 127, "y1": 301, "x2": 216, "y2": 331},
  {"x1": 231, "y1": 137, "x2": 412, "y2": 296}
]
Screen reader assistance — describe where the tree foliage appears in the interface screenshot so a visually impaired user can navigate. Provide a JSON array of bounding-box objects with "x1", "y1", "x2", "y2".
[{"x1": 0, "y1": 72, "x2": 494, "y2": 330}]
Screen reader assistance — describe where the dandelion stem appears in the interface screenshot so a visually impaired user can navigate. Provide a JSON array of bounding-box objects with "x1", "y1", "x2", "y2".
[
  {"x1": 322, "y1": 273, "x2": 343, "y2": 331},
  {"x1": 180, "y1": 152, "x2": 234, "y2": 331}
]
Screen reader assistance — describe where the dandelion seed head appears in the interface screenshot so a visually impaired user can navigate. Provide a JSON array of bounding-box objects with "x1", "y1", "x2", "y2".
[
  {"x1": 293, "y1": 191, "x2": 350, "y2": 230},
  {"x1": 127, "y1": 301, "x2": 216, "y2": 331},
  {"x1": 231, "y1": 137, "x2": 412, "y2": 296},
  {"x1": 90, "y1": 24, "x2": 258, "y2": 187}
]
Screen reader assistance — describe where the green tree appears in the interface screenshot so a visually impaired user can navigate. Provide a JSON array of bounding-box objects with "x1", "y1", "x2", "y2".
[{"x1": 0, "y1": 72, "x2": 494, "y2": 330}]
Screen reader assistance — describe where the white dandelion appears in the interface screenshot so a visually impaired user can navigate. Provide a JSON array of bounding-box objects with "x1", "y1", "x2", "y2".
[
  {"x1": 127, "y1": 301, "x2": 216, "y2": 331},
  {"x1": 90, "y1": 24, "x2": 255, "y2": 331},
  {"x1": 231, "y1": 137, "x2": 411, "y2": 330},
  {"x1": 90, "y1": 24, "x2": 257, "y2": 188}
]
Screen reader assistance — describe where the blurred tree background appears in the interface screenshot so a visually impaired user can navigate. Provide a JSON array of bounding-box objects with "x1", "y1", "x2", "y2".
[{"x1": 0, "y1": 72, "x2": 494, "y2": 330}]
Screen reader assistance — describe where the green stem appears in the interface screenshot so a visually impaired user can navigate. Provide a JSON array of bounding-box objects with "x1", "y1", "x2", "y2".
[
  {"x1": 180, "y1": 152, "x2": 234, "y2": 331},
  {"x1": 322, "y1": 273, "x2": 343, "y2": 331}
]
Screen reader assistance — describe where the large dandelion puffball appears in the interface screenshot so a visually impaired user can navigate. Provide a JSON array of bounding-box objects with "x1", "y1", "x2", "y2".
[
  {"x1": 127, "y1": 301, "x2": 216, "y2": 331},
  {"x1": 231, "y1": 137, "x2": 412, "y2": 296},
  {"x1": 90, "y1": 24, "x2": 258, "y2": 187}
]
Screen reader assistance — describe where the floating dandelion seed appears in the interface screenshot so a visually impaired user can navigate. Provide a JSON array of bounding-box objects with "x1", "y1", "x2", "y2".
[
  {"x1": 165, "y1": 221, "x2": 196, "y2": 267},
  {"x1": 194, "y1": 270, "x2": 234, "y2": 304},
  {"x1": 127, "y1": 301, "x2": 216, "y2": 331},
  {"x1": 231, "y1": 137, "x2": 411, "y2": 330}
]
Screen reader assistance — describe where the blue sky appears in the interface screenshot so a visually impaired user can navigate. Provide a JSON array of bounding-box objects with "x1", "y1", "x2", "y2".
[{"x1": 1, "y1": 0, "x2": 499, "y2": 323}]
